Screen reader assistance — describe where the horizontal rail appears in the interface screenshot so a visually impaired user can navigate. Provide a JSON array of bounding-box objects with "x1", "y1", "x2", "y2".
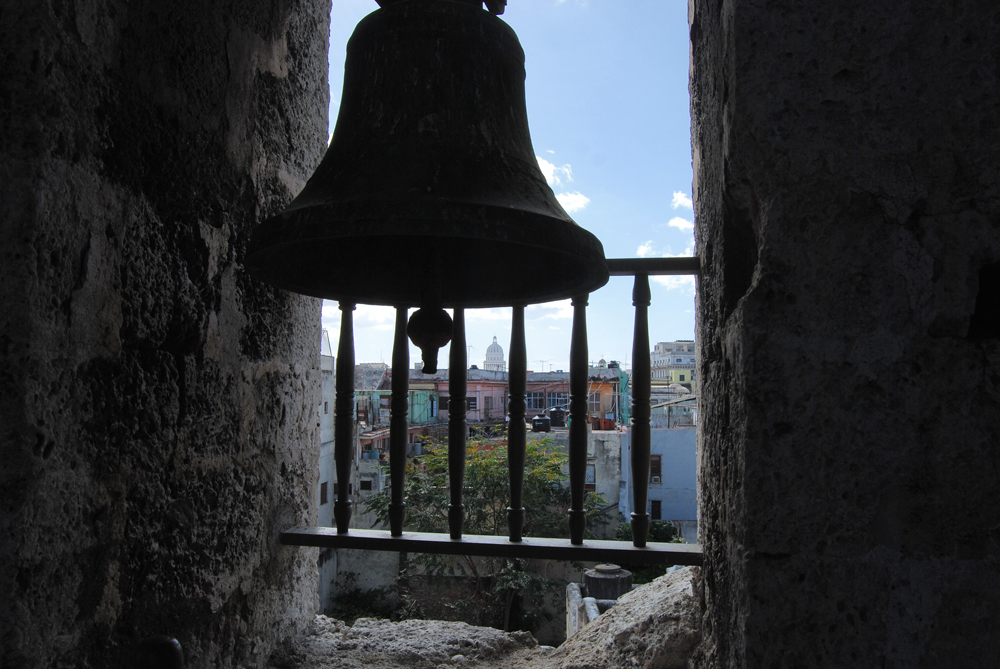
[
  {"x1": 282, "y1": 526, "x2": 703, "y2": 566},
  {"x1": 606, "y1": 257, "x2": 700, "y2": 276}
]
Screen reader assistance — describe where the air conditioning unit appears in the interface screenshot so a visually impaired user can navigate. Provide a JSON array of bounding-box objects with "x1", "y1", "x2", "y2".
[{"x1": 650, "y1": 476, "x2": 661, "y2": 485}]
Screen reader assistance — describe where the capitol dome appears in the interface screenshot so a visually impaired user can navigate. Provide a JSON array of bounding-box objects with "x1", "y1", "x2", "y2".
[{"x1": 484, "y1": 336, "x2": 506, "y2": 371}]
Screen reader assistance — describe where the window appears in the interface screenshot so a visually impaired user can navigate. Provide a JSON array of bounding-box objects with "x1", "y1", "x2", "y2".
[
  {"x1": 360, "y1": 479, "x2": 373, "y2": 492},
  {"x1": 320, "y1": 481, "x2": 328, "y2": 505},
  {"x1": 588, "y1": 392, "x2": 601, "y2": 413},
  {"x1": 650, "y1": 455, "x2": 662, "y2": 479},
  {"x1": 585, "y1": 463, "x2": 596, "y2": 491},
  {"x1": 675, "y1": 358, "x2": 682, "y2": 363},
  {"x1": 651, "y1": 500, "x2": 662, "y2": 520},
  {"x1": 483, "y1": 395, "x2": 492, "y2": 412},
  {"x1": 324, "y1": 401, "x2": 329, "y2": 414},
  {"x1": 548, "y1": 391, "x2": 569, "y2": 409},
  {"x1": 679, "y1": 374, "x2": 685, "y2": 382},
  {"x1": 526, "y1": 392, "x2": 545, "y2": 411},
  {"x1": 443, "y1": 397, "x2": 478, "y2": 411}
]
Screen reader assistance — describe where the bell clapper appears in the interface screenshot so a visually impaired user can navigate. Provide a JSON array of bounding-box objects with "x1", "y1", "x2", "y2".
[{"x1": 407, "y1": 307, "x2": 453, "y2": 374}]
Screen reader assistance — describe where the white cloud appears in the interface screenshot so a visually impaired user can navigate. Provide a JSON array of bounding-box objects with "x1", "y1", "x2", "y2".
[
  {"x1": 322, "y1": 302, "x2": 397, "y2": 332},
  {"x1": 355, "y1": 304, "x2": 397, "y2": 330},
  {"x1": 637, "y1": 240, "x2": 694, "y2": 258},
  {"x1": 671, "y1": 191, "x2": 693, "y2": 209},
  {"x1": 536, "y1": 156, "x2": 573, "y2": 187},
  {"x1": 635, "y1": 243, "x2": 696, "y2": 293},
  {"x1": 652, "y1": 275, "x2": 696, "y2": 291},
  {"x1": 535, "y1": 155, "x2": 589, "y2": 213},
  {"x1": 527, "y1": 299, "x2": 573, "y2": 320},
  {"x1": 467, "y1": 307, "x2": 513, "y2": 321},
  {"x1": 668, "y1": 216, "x2": 694, "y2": 232},
  {"x1": 557, "y1": 191, "x2": 590, "y2": 213}
]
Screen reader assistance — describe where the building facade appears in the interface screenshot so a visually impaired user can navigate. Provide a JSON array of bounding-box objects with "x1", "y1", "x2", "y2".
[
  {"x1": 619, "y1": 427, "x2": 698, "y2": 544},
  {"x1": 650, "y1": 340, "x2": 697, "y2": 390},
  {"x1": 318, "y1": 331, "x2": 337, "y2": 610}
]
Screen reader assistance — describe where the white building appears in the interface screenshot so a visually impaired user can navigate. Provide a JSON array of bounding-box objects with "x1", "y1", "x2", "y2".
[
  {"x1": 318, "y1": 330, "x2": 337, "y2": 610},
  {"x1": 484, "y1": 335, "x2": 506, "y2": 371},
  {"x1": 651, "y1": 340, "x2": 697, "y2": 388}
]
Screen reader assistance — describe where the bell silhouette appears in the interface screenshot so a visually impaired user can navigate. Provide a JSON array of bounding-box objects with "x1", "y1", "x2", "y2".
[{"x1": 247, "y1": 0, "x2": 608, "y2": 308}]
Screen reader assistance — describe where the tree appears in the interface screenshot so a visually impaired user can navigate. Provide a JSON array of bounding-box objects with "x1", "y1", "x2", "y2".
[{"x1": 364, "y1": 437, "x2": 612, "y2": 632}]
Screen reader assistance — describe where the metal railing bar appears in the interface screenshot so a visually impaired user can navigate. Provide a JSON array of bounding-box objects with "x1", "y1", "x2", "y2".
[
  {"x1": 334, "y1": 301, "x2": 356, "y2": 533},
  {"x1": 567, "y1": 293, "x2": 589, "y2": 544},
  {"x1": 630, "y1": 275, "x2": 652, "y2": 547},
  {"x1": 281, "y1": 527, "x2": 703, "y2": 566},
  {"x1": 606, "y1": 257, "x2": 700, "y2": 276},
  {"x1": 316, "y1": 258, "x2": 703, "y2": 557},
  {"x1": 388, "y1": 306, "x2": 408, "y2": 536},
  {"x1": 447, "y1": 308, "x2": 467, "y2": 539},
  {"x1": 507, "y1": 305, "x2": 527, "y2": 542}
]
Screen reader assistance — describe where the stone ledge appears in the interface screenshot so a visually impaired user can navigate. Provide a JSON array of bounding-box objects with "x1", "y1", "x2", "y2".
[{"x1": 269, "y1": 567, "x2": 702, "y2": 669}]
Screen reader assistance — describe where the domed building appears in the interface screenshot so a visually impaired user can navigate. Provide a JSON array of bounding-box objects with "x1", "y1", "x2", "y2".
[{"x1": 484, "y1": 335, "x2": 506, "y2": 372}]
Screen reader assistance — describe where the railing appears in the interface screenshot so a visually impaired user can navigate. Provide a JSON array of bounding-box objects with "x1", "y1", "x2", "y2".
[{"x1": 281, "y1": 257, "x2": 703, "y2": 566}]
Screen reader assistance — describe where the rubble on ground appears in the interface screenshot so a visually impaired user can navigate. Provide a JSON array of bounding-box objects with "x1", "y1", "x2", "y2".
[{"x1": 269, "y1": 567, "x2": 701, "y2": 669}]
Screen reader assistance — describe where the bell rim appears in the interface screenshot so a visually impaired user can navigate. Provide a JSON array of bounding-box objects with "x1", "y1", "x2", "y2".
[{"x1": 247, "y1": 202, "x2": 609, "y2": 308}]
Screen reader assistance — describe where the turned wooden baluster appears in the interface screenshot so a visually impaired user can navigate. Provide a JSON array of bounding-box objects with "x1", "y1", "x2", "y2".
[
  {"x1": 388, "y1": 306, "x2": 409, "y2": 536},
  {"x1": 507, "y1": 305, "x2": 527, "y2": 542},
  {"x1": 448, "y1": 308, "x2": 467, "y2": 539},
  {"x1": 630, "y1": 275, "x2": 652, "y2": 547},
  {"x1": 567, "y1": 294, "x2": 589, "y2": 544},
  {"x1": 334, "y1": 302, "x2": 356, "y2": 534}
]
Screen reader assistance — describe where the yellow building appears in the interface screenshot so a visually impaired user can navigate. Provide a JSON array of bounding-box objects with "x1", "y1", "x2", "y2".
[{"x1": 651, "y1": 340, "x2": 697, "y2": 392}]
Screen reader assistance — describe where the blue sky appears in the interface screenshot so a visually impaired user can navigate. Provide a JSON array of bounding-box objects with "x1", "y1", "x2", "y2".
[{"x1": 321, "y1": 0, "x2": 694, "y2": 371}]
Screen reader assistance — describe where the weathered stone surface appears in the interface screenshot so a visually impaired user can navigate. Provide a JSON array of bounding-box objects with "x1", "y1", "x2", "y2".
[
  {"x1": 0, "y1": 0, "x2": 330, "y2": 666},
  {"x1": 533, "y1": 567, "x2": 701, "y2": 669},
  {"x1": 267, "y1": 615, "x2": 540, "y2": 669},
  {"x1": 274, "y1": 569, "x2": 701, "y2": 669},
  {"x1": 691, "y1": 0, "x2": 1000, "y2": 666}
]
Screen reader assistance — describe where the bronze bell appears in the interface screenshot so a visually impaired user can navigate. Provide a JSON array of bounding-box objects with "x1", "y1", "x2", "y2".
[{"x1": 246, "y1": 0, "x2": 608, "y2": 308}]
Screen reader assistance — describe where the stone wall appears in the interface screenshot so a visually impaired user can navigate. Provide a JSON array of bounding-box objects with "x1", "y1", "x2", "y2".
[
  {"x1": 691, "y1": 0, "x2": 1000, "y2": 666},
  {"x1": 0, "y1": 0, "x2": 330, "y2": 666}
]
